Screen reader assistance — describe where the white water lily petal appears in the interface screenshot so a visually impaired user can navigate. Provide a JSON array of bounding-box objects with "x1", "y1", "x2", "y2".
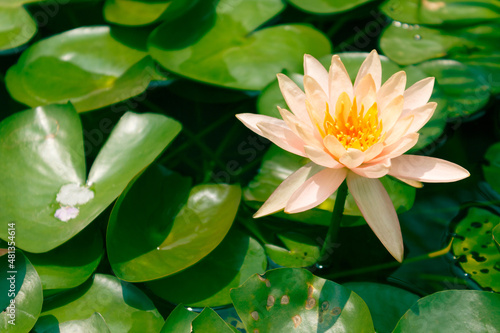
[
  {"x1": 329, "y1": 55, "x2": 354, "y2": 103},
  {"x1": 324, "y1": 135, "x2": 347, "y2": 158},
  {"x1": 285, "y1": 168, "x2": 347, "y2": 214},
  {"x1": 389, "y1": 155, "x2": 470, "y2": 183},
  {"x1": 304, "y1": 75, "x2": 329, "y2": 116},
  {"x1": 339, "y1": 148, "x2": 365, "y2": 168},
  {"x1": 254, "y1": 162, "x2": 324, "y2": 218},
  {"x1": 354, "y1": 50, "x2": 382, "y2": 91},
  {"x1": 406, "y1": 102, "x2": 437, "y2": 134},
  {"x1": 380, "y1": 95, "x2": 404, "y2": 133},
  {"x1": 372, "y1": 133, "x2": 419, "y2": 163},
  {"x1": 364, "y1": 142, "x2": 384, "y2": 162},
  {"x1": 394, "y1": 177, "x2": 423, "y2": 188},
  {"x1": 236, "y1": 113, "x2": 287, "y2": 137},
  {"x1": 384, "y1": 115, "x2": 414, "y2": 146},
  {"x1": 354, "y1": 74, "x2": 376, "y2": 111},
  {"x1": 377, "y1": 71, "x2": 406, "y2": 110},
  {"x1": 347, "y1": 172, "x2": 404, "y2": 262},
  {"x1": 402, "y1": 77, "x2": 435, "y2": 116},
  {"x1": 351, "y1": 160, "x2": 391, "y2": 178},
  {"x1": 304, "y1": 145, "x2": 343, "y2": 169},
  {"x1": 304, "y1": 54, "x2": 329, "y2": 94},
  {"x1": 277, "y1": 73, "x2": 310, "y2": 125},
  {"x1": 278, "y1": 106, "x2": 306, "y2": 137},
  {"x1": 257, "y1": 122, "x2": 307, "y2": 157}
]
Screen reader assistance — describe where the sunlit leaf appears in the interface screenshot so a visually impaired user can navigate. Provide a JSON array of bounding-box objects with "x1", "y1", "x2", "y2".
[
  {"x1": 286, "y1": 0, "x2": 374, "y2": 14},
  {"x1": 0, "y1": 6, "x2": 36, "y2": 51}
]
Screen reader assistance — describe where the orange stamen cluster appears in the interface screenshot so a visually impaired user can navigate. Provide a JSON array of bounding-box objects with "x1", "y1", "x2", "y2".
[{"x1": 322, "y1": 96, "x2": 383, "y2": 151}]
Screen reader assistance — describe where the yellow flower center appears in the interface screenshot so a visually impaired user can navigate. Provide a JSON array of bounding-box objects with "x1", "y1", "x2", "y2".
[{"x1": 320, "y1": 94, "x2": 383, "y2": 151}]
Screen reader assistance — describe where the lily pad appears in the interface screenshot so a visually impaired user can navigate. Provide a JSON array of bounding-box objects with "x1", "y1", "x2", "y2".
[
  {"x1": 343, "y1": 282, "x2": 419, "y2": 333},
  {"x1": 286, "y1": 0, "x2": 374, "y2": 14},
  {"x1": 483, "y1": 142, "x2": 500, "y2": 194},
  {"x1": 0, "y1": 103, "x2": 181, "y2": 252},
  {"x1": 107, "y1": 163, "x2": 242, "y2": 282},
  {"x1": 32, "y1": 274, "x2": 164, "y2": 333},
  {"x1": 0, "y1": 5, "x2": 36, "y2": 51},
  {"x1": 6, "y1": 26, "x2": 156, "y2": 112},
  {"x1": 453, "y1": 52, "x2": 500, "y2": 94},
  {"x1": 393, "y1": 290, "x2": 500, "y2": 332},
  {"x1": 161, "y1": 305, "x2": 237, "y2": 333},
  {"x1": 381, "y1": 0, "x2": 500, "y2": 25},
  {"x1": 231, "y1": 268, "x2": 374, "y2": 332},
  {"x1": 0, "y1": 251, "x2": 43, "y2": 333},
  {"x1": 104, "y1": 0, "x2": 200, "y2": 26},
  {"x1": 24, "y1": 224, "x2": 103, "y2": 292},
  {"x1": 146, "y1": 229, "x2": 266, "y2": 307},
  {"x1": 148, "y1": 0, "x2": 332, "y2": 90},
  {"x1": 416, "y1": 59, "x2": 490, "y2": 119},
  {"x1": 51, "y1": 313, "x2": 111, "y2": 333},
  {"x1": 161, "y1": 305, "x2": 198, "y2": 333},
  {"x1": 265, "y1": 232, "x2": 321, "y2": 268},
  {"x1": 243, "y1": 145, "x2": 416, "y2": 225},
  {"x1": 451, "y1": 207, "x2": 500, "y2": 292},
  {"x1": 380, "y1": 21, "x2": 500, "y2": 66},
  {"x1": 493, "y1": 224, "x2": 500, "y2": 252}
]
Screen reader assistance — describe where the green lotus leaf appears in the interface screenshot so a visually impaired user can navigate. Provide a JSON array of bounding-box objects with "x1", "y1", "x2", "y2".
[
  {"x1": 24, "y1": 224, "x2": 103, "y2": 292},
  {"x1": 148, "y1": 0, "x2": 332, "y2": 90},
  {"x1": 453, "y1": 52, "x2": 500, "y2": 94},
  {"x1": 483, "y1": 142, "x2": 500, "y2": 194},
  {"x1": 6, "y1": 26, "x2": 157, "y2": 112},
  {"x1": 231, "y1": 268, "x2": 374, "y2": 332},
  {"x1": 49, "y1": 313, "x2": 111, "y2": 333},
  {"x1": 107, "y1": 163, "x2": 242, "y2": 282},
  {"x1": 0, "y1": 251, "x2": 43, "y2": 333},
  {"x1": 451, "y1": 207, "x2": 500, "y2": 292},
  {"x1": 32, "y1": 274, "x2": 164, "y2": 333},
  {"x1": 0, "y1": 5, "x2": 36, "y2": 51},
  {"x1": 244, "y1": 145, "x2": 416, "y2": 226},
  {"x1": 416, "y1": 59, "x2": 490, "y2": 119},
  {"x1": 0, "y1": 103, "x2": 181, "y2": 252},
  {"x1": 104, "y1": 0, "x2": 201, "y2": 26},
  {"x1": 265, "y1": 232, "x2": 321, "y2": 268},
  {"x1": 380, "y1": 21, "x2": 500, "y2": 66},
  {"x1": 161, "y1": 305, "x2": 237, "y2": 333},
  {"x1": 146, "y1": 229, "x2": 266, "y2": 307},
  {"x1": 393, "y1": 290, "x2": 500, "y2": 332},
  {"x1": 493, "y1": 224, "x2": 500, "y2": 252},
  {"x1": 286, "y1": 0, "x2": 375, "y2": 14},
  {"x1": 161, "y1": 305, "x2": 198, "y2": 333},
  {"x1": 381, "y1": 0, "x2": 500, "y2": 25},
  {"x1": 343, "y1": 282, "x2": 419, "y2": 333}
]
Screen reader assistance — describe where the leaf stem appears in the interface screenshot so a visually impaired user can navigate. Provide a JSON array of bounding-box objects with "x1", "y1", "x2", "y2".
[{"x1": 319, "y1": 180, "x2": 348, "y2": 266}]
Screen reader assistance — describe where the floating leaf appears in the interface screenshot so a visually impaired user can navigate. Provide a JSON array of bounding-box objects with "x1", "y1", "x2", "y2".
[
  {"x1": 32, "y1": 274, "x2": 164, "y2": 333},
  {"x1": 483, "y1": 142, "x2": 500, "y2": 194},
  {"x1": 231, "y1": 268, "x2": 374, "y2": 332},
  {"x1": 493, "y1": 224, "x2": 500, "y2": 252},
  {"x1": 0, "y1": 251, "x2": 43, "y2": 333},
  {"x1": 393, "y1": 290, "x2": 500, "y2": 332},
  {"x1": 146, "y1": 229, "x2": 266, "y2": 307},
  {"x1": 286, "y1": 0, "x2": 374, "y2": 14},
  {"x1": 107, "y1": 163, "x2": 242, "y2": 282},
  {"x1": 54, "y1": 313, "x2": 111, "y2": 333},
  {"x1": 451, "y1": 207, "x2": 500, "y2": 292},
  {"x1": 24, "y1": 224, "x2": 103, "y2": 292},
  {"x1": 6, "y1": 26, "x2": 156, "y2": 112},
  {"x1": 0, "y1": 103, "x2": 181, "y2": 252},
  {"x1": 149, "y1": 0, "x2": 331, "y2": 90},
  {"x1": 265, "y1": 232, "x2": 321, "y2": 268},
  {"x1": 192, "y1": 308, "x2": 238, "y2": 333},
  {"x1": 160, "y1": 305, "x2": 198, "y2": 333},
  {"x1": 0, "y1": 5, "x2": 36, "y2": 51},
  {"x1": 343, "y1": 282, "x2": 419, "y2": 333},
  {"x1": 381, "y1": 0, "x2": 500, "y2": 25},
  {"x1": 244, "y1": 146, "x2": 416, "y2": 226}
]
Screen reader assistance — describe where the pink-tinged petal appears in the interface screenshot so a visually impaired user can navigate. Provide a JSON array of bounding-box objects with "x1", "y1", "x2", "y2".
[
  {"x1": 304, "y1": 145, "x2": 343, "y2": 169},
  {"x1": 363, "y1": 142, "x2": 384, "y2": 162},
  {"x1": 351, "y1": 159, "x2": 391, "y2": 178},
  {"x1": 347, "y1": 172, "x2": 404, "y2": 262},
  {"x1": 372, "y1": 133, "x2": 419, "y2": 163},
  {"x1": 329, "y1": 55, "x2": 354, "y2": 103},
  {"x1": 254, "y1": 162, "x2": 324, "y2": 218},
  {"x1": 354, "y1": 74, "x2": 377, "y2": 111},
  {"x1": 257, "y1": 122, "x2": 307, "y2": 157},
  {"x1": 285, "y1": 168, "x2": 347, "y2": 214},
  {"x1": 278, "y1": 107, "x2": 308, "y2": 137},
  {"x1": 402, "y1": 77, "x2": 435, "y2": 116},
  {"x1": 393, "y1": 176, "x2": 423, "y2": 188},
  {"x1": 383, "y1": 115, "x2": 414, "y2": 146},
  {"x1": 377, "y1": 71, "x2": 406, "y2": 110},
  {"x1": 406, "y1": 102, "x2": 437, "y2": 133},
  {"x1": 236, "y1": 113, "x2": 286, "y2": 137},
  {"x1": 354, "y1": 50, "x2": 382, "y2": 91},
  {"x1": 296, "y1": 122, "x2": 324, "y2": 148},
  {"x1": 304, "y1": 75, "x2": 329, "y2": 116},
  {"x1": 277, "y1": 73, "x2": 310, "y2": 125},
  {"x1": 388, "y1": 155, "x2": 470, "y2": 183},
  {"x1": 304, "y1": 54, "x2": 329, "y2": 94},
  {"x1": 379, "y1": 95, "x2": 404, "y2": 133},
  {"x1": 324, "y1": 135, "x2": 347, "y2": 159},
  {"x1": 340, "y1": 148, "x2": 365, "y2": 168}
]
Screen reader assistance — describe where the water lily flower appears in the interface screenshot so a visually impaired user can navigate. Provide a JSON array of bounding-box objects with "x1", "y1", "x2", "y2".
[{"x1": 236, "y1": 50, "x2": 469, "y2": 262}]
